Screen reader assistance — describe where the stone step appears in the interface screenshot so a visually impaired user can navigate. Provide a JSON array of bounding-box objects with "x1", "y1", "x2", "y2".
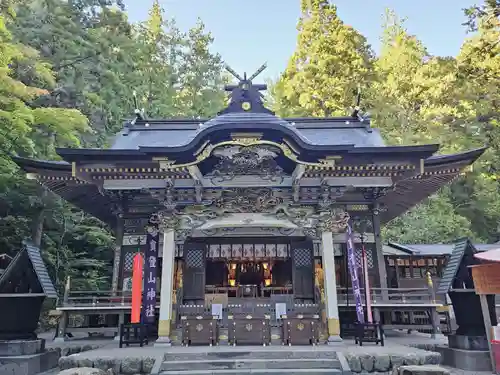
[
  {"x1": 395, "y1": 365, "x2": 451, "y2": 375},
  {"x1": 159, "y1": 369, "x2": 342, "y2": 375},
  {"x1": 160, "y1": 358, "x2": 342, "y2": 371},
  {"x1": 163, "y1": 349, "x2": 338, "y2": 362}
]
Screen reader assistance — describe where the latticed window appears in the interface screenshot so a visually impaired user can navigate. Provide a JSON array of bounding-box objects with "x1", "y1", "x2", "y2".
[
  {"x1": 185, "y1": 248, "x2": 204, "y2": 268},
  {"x1": 123, "y1": 252, "x2": 144, "y2": 271},
  {"x1": 354, "y1": 247, "x2": 374, "y2": 269},
  {"x1": 293, "y1": 247, "x2": 312, "y2": 267}
]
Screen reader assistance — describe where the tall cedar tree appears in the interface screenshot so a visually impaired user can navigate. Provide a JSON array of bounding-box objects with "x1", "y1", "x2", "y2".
[
  {"x1": 270, "y1": 0, "x2": 373, "y2": 117},
  {"x1": 369, "y1": 11, "x2": 475, "y2": 244}
]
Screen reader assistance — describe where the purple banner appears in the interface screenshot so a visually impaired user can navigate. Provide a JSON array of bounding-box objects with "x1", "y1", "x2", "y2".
[
  {"x1": 142, "y1": 223, "x2": 159, "y2": 323},
  {"x1": 346, "y1": 222, "x2": 365, "y2": 323}
]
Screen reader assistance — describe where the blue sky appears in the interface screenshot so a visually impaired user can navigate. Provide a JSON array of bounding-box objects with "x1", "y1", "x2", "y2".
[{"x1": 125, "y1": 0, "x2": 474, "y2": 80}]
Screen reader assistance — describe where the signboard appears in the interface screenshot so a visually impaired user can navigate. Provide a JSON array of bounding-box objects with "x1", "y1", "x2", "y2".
[
  {"x1": 470, "y1": 263, "x2": 500, "y2": 295},
  {"x1": 346, "y1": 222, "x2": 364, "y2": 323},
  {"x1": 142, "y1": 223, "x2": 159, "y2": 323}
]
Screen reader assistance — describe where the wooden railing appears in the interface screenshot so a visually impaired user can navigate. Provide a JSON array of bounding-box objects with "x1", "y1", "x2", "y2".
[
  {"x1": 59, "y1": 287, "x2": 438, "y2": 308},
  {"x1": 63, "y1": 290, "x2": 155, "y2": 307},
  {"x1": 336, "y1": 287, "x2": 437, "y2": 305}
]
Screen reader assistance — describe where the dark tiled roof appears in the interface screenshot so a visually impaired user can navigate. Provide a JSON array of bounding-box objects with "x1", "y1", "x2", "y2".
[
  {"x1": 0, "y1": 242, "x2": 57, "y2": 299},
  {"x1": 25, "y1": 242, "x2": 58, "y2": 298},
  {"x1": 386, "y1": 242, "x2": 500, "y2": 256},
  {"x1": 110, "y1": 128, "x2": 198, "y2": 149},
  {"x1": 110, "y1": 113, "x2": 384, "y2": 150}
]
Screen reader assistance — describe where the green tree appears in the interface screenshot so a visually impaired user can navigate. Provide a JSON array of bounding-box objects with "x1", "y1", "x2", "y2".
[
  {"x1": 366, "y1": 10, "x2": 481, "y2": 243},
  {"x1": 382, "y1": 188, "x2": 475, "y2": 244},
  {"x1": 447, "y1": 7, "x2": 500, "y2": 240},
  {"x1": 4, "y1": 0, "x2": 226, "y2": 296},
  {"x1": 270, "y1": 0, "x2": 373, "y2": 117},
  {"x1": 175, "y1": 19, "x2": 226, "y2": 118},
  {"x1": 368, "y1": 10, "x2": 460, "y2": 146},
  {"x1": 464, "y1": 0, "x2": 499, "y2": 31},
  {"x1": 0, "y1": 1, "x2": 114, "y2": 294},
  {"x1": 132, "y1": 0, "x2": 225, "y2": 118},
  {"x1": 13, "y1": 0, "x2": 139, "y2": 146}
]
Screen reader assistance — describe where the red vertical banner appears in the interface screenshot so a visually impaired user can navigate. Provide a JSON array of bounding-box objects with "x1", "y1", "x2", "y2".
[{"x1": 131, "y1": 253, "x2": 143, "y2": 323}]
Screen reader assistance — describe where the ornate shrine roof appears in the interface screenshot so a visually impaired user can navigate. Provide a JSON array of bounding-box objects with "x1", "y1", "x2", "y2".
[
  {"x1": 12, "y1": 65, "x2": 486, "y2": 231},
  {"x1": 110, "y1": 114, "x2": 386, "y2": 150}
]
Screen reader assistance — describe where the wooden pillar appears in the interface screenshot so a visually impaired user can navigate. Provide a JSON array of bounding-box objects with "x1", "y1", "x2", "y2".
[
  {"x1": 114, "y1": 312, "x2": 125, "y2": 341},
  {"x1": 480, "y1": 294, "x2": 496, "y2": 371},
  {"x1": 429, "y1": 307, "x2": 441, "y2": 339},
  {"x1": 155, "y1": 228, "x2": 176, "y2": 346},
  {"x1": 372, "y1": 205, "x2": 388, "y2": 299},
  {"x1": 394, "y1": 257, "x2": 401, "y2": 287},
  {"x1": 111, "y1": 218, "x2": 124, "y2": 294},
  {"x1": 321, "y1": 230, "x2": 342, "y2": 343}
]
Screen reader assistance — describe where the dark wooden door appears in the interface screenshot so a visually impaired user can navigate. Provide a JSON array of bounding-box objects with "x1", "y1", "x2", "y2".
[
  {"x1": 183, "y1": 241, "x2": 206, "y2": 301},
  {"x1": 291, "y1": 239, "x2": 314, "y2": 300}
]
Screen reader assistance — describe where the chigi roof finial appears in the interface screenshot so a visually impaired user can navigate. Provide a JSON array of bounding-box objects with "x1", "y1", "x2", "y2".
[
  {"x1": 350, "y1": 84, "x2": 370, "y2": 123},
  {"x1": 130, "y1": 90, "x2": 146, "y2": 124},
  {"x1": 219, "y1": 63, "x2": 273, "y2": 115}
]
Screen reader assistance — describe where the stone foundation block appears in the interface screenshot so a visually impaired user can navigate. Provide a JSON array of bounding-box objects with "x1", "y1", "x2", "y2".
[
  {"x1": 77, "y1": 358, "x2": 94, "y2": 368},
  {"x1": 93, "y1": 357, "x2": 115, "y2": 371},
  {"x1": 359, "y1": 354, "x2": 375, "y2": 372},
  {"x1": 422, "y1": 352, "x2": 441, "y2": 365},
  {"x1": 120, "y1": 357, "x2": 142, "y2": 375},
  {"x1": 389, "y1": 354, "x2": 404, "y2": 369},
  {"x1": 374, "y1": 353, "x2": 390, "y2": 372},
  {"x1": 344, "y1": 353, "x2": 362, "y2": 372},
  {"x1": 59, "y1": 356, "x2": 78, "y2": 370},
  {"x1": 402, "y1": 354, "x2": 420, "y2": 366},
  {"x1": 141, "y1": 357, "x2": 155, "y2": 374}
]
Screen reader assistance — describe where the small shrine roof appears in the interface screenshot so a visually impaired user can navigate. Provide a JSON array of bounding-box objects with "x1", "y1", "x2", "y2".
[
  {"x1": 386, "y1": 241, "x2": 499, "y2": 256},
  {"x1": 12, "y1": 156, "x2": 117, "y2": 227}
]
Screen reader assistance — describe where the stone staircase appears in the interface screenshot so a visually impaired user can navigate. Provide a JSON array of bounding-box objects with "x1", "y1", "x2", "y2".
[{"x1": 157, "y1": 347, "x2": 349, "y2": 375}]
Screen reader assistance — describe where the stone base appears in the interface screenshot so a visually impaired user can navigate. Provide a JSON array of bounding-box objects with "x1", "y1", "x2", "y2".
[
  {"x1": 447, "y1": 334, "x2": 488, "y2": 350},
  {"x1": 154, "y1": 336, "x2": 172, "y2": 347},
  {"x1": 327, "y1": 335, "x2": 342, "y2": 344},
  {"x1": 434, "y1": 344, "x2": 491, "y2": 372},
  {"x1": 0, "y1": 339, "x2": 44, "y2": 356},
  {"x1": 0, "y1": 350, "x2": 60, "y2": 375}
]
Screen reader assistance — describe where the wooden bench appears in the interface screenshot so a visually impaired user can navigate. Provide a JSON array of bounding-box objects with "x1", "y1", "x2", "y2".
[
  {"x1": 181, "y1": 314, "x2": 219, "y2": 346},
  {"x1": 228, "y1": 314, "x2": 271, "y2": 346},
  {"x1": 355, "y1": 322, "x2": 384, "y2": 346},
  {"x1": 282, "y1": 313, "x2": 321, "y2": 345},
  {"x1": 119, "y1": 323, "x2": 148, "y2": 348}
]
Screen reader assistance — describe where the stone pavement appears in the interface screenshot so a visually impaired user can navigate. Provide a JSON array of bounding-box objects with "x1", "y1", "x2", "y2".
[{"x1": 37, "y1": 330, "x2": 497, "y2": 374}]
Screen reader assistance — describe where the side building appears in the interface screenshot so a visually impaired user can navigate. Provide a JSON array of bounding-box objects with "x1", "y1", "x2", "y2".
[{"x1": 14, "y1": 76, "x2": 485, "y2": 343}]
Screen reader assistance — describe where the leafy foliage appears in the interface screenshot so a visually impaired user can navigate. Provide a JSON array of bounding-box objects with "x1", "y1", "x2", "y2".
[
  {"x1": 0, "y1": 0, "x2": 225, "y2": 296},
  {"x1": 269, "y1": 1, "x2": 500, "y2": 244},
  {"x1": 2, "y1": 0, "x2": 500, "y2": 303},
  {"x1": 270, "y1": 0, "x2": 373, "y2": 117}
]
